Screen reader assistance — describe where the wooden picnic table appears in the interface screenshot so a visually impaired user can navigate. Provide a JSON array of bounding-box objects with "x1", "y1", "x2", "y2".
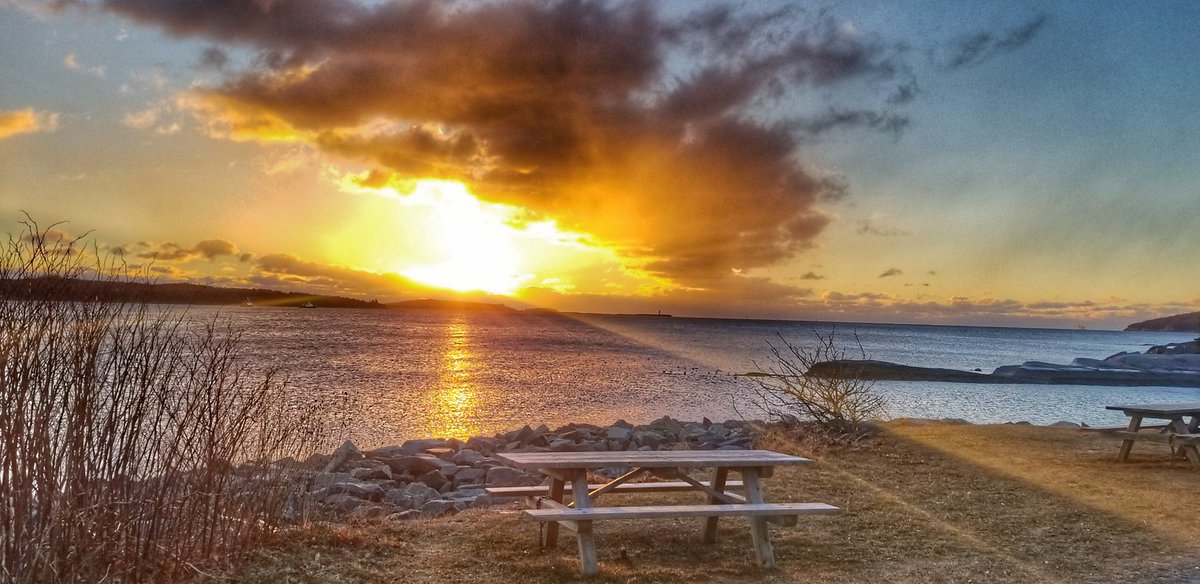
[
  {"x1": 1104, "y1": 402, "x2": 1200, "y2": 467},
  {"x1": 488, "y1": 449, "x2": 839, "y2": 576}
]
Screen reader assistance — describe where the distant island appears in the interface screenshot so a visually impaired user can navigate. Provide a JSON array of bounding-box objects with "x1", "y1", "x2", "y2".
[
  {"x1": 1125, "y1": 311, "x2": 1200, "y2": 332},
  {"x1": 0, "y1": 277, "x2": 384, "y2": 309},
  {"x1": 388, "y1": 299, "x2": 516, "y2": 312}
]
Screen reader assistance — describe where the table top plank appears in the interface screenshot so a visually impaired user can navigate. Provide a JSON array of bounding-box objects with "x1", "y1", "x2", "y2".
[
  {"x1": 496, "y1": 449, "x2": 811, "y2": 469},
  {"x1": 1105, "y1": 402, "x2": 1200, "y2": 416}
]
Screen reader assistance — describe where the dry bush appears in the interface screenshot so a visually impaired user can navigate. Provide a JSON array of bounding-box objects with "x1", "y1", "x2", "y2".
[
  {"x1": 748, "y1": 330, "x2": 886, "y2": 443},
  {"x1": 0, "y1": 219, "x2": 326, "y2": 582}
]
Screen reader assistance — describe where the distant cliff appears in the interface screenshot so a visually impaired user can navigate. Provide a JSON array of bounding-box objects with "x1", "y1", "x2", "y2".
[
  {"x1": 1125, "y1": 312, "x2": 1200, "y2": 332},
  {"x1": 0, "y1": 277, "x2": 384, "y2": 309}
]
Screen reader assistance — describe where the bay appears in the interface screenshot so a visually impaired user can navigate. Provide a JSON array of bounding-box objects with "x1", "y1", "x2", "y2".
[{"x1": 196, "y1": 306, "x2": 1200, "y2": 448}]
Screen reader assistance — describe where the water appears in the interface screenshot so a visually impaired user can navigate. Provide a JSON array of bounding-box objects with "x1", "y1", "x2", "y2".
[{"x1": 191, "y1": 306, "x2": 1200, "y2": 447}]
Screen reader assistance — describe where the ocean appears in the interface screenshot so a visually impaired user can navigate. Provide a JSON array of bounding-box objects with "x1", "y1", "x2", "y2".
[{"x1": 199, "y1": 306, "x2": 1200, "y2": 448}]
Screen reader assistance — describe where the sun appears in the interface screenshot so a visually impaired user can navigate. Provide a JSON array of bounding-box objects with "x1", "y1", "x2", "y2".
[{"x1": 398, "y1": 181, "x2": 526, "y2": 295}]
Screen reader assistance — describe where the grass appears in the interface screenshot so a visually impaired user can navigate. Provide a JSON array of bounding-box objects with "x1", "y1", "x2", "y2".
[{"x1": 222, "y1": 422, "x2": 1200, "y2": 583}]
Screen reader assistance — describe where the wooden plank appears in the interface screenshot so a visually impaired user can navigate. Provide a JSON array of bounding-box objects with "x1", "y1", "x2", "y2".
[
  {"x1": 742, "y1": 468, "x2": 775, "y2": 569},
  {"x1": 585, "y1": 467, "x2": 646, "y2": 502},
  {"x1": 1080, "y1": 424, "x2": 1169, "y2": 432},
  {"x1": 571, "y1": 473, "x2": 599, "y2": 577},
  {"x1": 1117, "y1": 415, "x2": 1143, "y2": 461},
  {"x1": 1171, "y1": 433, "x2": 1200, "y2": 445},
  {"x1": 523, "y1": 502, "x2": 841, "y2": 521},
  {"x1": 531, "y1": 497, "x2": 579, "y2": 534},
  {"x1": 497, "y1": 449, "x2": 812, "y2": 469},
  {"x1": 542, "y1": 477, "x2": 566, "y2": 548},
  {"x1": 486, "y1": 480, "x2": 747, "y2": 497},
  {"x1": 704, "y1": 467, "x2": 729, "y2": 544},
  {"x1": 675, "y1": 472, "x2": 742, "y2": 505},
  {"x1": 1106, "y1": 402, "x2": 1200, "y2": 416}
]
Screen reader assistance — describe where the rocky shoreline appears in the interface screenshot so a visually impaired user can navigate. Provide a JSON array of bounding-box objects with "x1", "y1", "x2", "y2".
[
  {"x1": 257, "y1": 416, "x2": 1092, "y2": 525},
  {"x1": 806, "y1": 339, "x2": 1200, "y2": 387},
  {"x1": 280, "y1": 416, "x2": 757, "y2": 523}
]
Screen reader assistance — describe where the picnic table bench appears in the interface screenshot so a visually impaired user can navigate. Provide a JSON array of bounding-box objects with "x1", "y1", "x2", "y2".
[
  {"x1": 487, "y1": 449, "x2": 839, "y2": 576},
  {"x1": 1090, "y1": 402, "x2": 1200, "y2": 468}
]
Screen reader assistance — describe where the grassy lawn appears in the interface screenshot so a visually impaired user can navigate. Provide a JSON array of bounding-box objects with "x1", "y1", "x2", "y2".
[{"x1": 223, "y1": 422, "x2": 1200, "y2": 583}]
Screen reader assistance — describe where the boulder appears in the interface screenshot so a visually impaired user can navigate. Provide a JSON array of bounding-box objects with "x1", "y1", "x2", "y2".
[
  {"x1": 486, "y1": 466, "x2": 537, "y2": 487},
  {"x1": 326, "y1": 481, "x2": 384, "y2": 502},
  {"x1": 400, "y1": 438, "x2": 450, "y2": 454},
  {"x1": 322, "y1": 440, "x2": 364, "y2": 473},
  {"x1": 453, "y1": 467, "x2": 486, "y2": 486},
  {"x1": 416, "y1": 469, "x2": 449, "y2": 491},
  {"x1": 420, "y1": 499, "x2": 460, "y2": 518},
  {"x1": 350, "y1": 465, "x2": 392, "y2": 481},
  {"x1": 378, "y1": 454, "x2": 443, "y2": 476},
  {"x1": 451, "y1": 449, "x2": 485, "y2": 466}
]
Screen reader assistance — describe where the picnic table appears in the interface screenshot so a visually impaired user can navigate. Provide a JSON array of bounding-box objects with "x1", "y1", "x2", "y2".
[
  {"x1": 1101, "y1": 402, "x2": 1200, "y2": 468},
  {"x1": 486, "y1": 449, "x2": 839, "y2": 576}
]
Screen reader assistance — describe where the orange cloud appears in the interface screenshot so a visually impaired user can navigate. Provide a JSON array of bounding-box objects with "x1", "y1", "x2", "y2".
[{"x1": 0, "y1": 108, "x2": 59, "y2": 140}]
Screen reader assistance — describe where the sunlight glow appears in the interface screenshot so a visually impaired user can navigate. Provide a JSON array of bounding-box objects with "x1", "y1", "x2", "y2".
[
  {"x1": 398, "y1": 181, "x2": 527, "y2": 294},
  {"x1": 429, "y1": 320, "x2": 480, "y2": 439}
]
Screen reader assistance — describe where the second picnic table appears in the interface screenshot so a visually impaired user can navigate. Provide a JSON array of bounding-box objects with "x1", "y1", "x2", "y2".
[
  {"x1": 1104, "y1": 402, "x2": 1200, "y2": 467},
  {"x1": 486, "y1": 449, "x2": 839, "y2": 576}
]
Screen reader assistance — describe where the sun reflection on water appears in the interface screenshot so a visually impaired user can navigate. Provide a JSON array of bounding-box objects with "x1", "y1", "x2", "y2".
[{"x1": 429, "y1": 319, "x2": 481, "y2": 439}]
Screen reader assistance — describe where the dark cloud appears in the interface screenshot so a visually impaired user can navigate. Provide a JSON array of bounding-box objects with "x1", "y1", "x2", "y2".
[
  {"x1": 136, "y1": 238, "x2": 238, "y2": 261},
  {"x1": 800, "y1": 271, "x2": 825, "y2": 280},
  {"x1": 937, "y1": 14, "x2": 1048, "y2": 70},
  {"x1": 197, "y1": 46, "x2": 229, "y2": 70},
  {"x1": 98, "y1": 0, "x2": 924, "y2": 287},
  {"x1": 879, "y1": 268, "x2": 902, "y2": 278}
]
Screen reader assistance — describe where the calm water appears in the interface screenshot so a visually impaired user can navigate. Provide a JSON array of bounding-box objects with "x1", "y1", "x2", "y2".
[{"x1": 192, "y1": 306, "x2": 1200, "y2": 448}]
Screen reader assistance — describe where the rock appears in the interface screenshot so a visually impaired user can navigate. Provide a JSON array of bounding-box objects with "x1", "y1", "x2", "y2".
[
  {"x1": 1048, "y1": 421, "x2": 1082, "y2": 428},
  {"x1": 327, "y1": 481, "x2": 384, "y2": 502},
  {"x1": 378, "y1": 454, "x2": 443, "y2": 476},
  {"x1": 425, "y1": 447, "x2": 456, "y2": 459},
  {"x1": 350, "y1": 465, "x2": 392, "y2": 481},
  {"x1": 311, "y1": 472, "x2": 354, "y2": 490},
  {"x1": 420, "y1": 499, "x2": 460, "y2": 518},
  {"x1": 322, "y1": 440, "x2": 364, "y2": 473},
  {"x1": 363, "y1": 445, "x2": 407, "y2": 459},
  {"x1": 451, "y1": 449, "x2": 485, "y2": 466},
  {"x1": 454, "y1": 467, "x2": 486, "y2": 486},
  {"x1": 465, "y1": 436, "x2": 499, "y2": 455},
  {"x1": 486, "y1": 466, "x2": 537, "y2": 487},
  {"x1": 400, "y1": 439, "x2": 450, "y2": 454},
  {"x1": 548, "y1": 438, "x2": 576, "y2": 452},
  {"x1": 612, "y1": 419, "x2": 633, "y2": 429},
  {"x1": 416, "y1": 469, "x2": 449, "y2": 491},
  {"x1": 631, "y1": 430, "x2": 665, "y2": 449},
  {"x1": 604, "y1": 426, "x2": 631, "y2": 441},
  {"x1": 385, "y1": 482, "x2": 440, "y2": 508}
]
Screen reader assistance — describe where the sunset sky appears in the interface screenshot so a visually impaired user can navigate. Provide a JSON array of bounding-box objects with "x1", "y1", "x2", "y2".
[{"x1": 2, "y1": 0, "x2": 1199, "y2": 328}]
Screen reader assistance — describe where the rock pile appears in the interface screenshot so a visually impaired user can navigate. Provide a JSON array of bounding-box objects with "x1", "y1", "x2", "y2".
[{"x1": 280, "y1": 416, "x2": 757, "y2": 522}]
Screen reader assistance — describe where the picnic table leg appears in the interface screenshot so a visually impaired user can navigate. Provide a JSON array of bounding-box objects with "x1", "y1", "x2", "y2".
[
  {"x1": 541, "y1": 476, "x2": 566, "y2": 549},
  {"x1": 571, "y1": 471, "x2": 599, "y2": 577},
  {"x1": 703, "y1": 467, "x2": 729, "y2": 544},
  {"x1": 742, "y1": 467, "x2": 776, "y2": 569},
  {"x1": 1166, "y1": 418, "x2": 1200, "y2": 467},
  {"x1": 1117, "y1": 415, "x2": 1143, "y2": 462}
]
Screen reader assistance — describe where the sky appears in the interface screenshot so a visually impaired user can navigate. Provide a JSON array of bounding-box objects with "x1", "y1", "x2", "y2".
[{"x1": 2, "y1": 0, "x2": 1199, "y2": 329}]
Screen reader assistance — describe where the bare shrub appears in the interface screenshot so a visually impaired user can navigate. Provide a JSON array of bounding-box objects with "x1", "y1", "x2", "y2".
[
  {"x1": 748, "y1": 330, "x2": 886, "y2": 441},
  {"x1": 0, "y1": 219, "x2": 326, "y2": 582}
]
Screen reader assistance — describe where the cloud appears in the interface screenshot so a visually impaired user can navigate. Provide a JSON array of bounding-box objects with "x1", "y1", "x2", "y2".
[
  {"x1": 879, "y1": 268, "x2": 903, "y2": 278},
  {"x1": 800, "y1": 271, "x2": 825, "y2": 280},
  {"x1": 936, "y1": 14, "x2": 1048, "y2": 69},
  {"x1": 63, "y1": 51, "x2": 107, "y2": 77},
  {"x1": 0, "y1": 108, "x2": 60, "y2": 140},
  {"x1": 856, "y1": 219, "x2": 909, "y2": 237},
  {"x1": 135, "y1": 238, "x2": 239, "y2": 261},
  {"x1": 99, "y1": 0, "x2": 919, "y2": 288}
]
